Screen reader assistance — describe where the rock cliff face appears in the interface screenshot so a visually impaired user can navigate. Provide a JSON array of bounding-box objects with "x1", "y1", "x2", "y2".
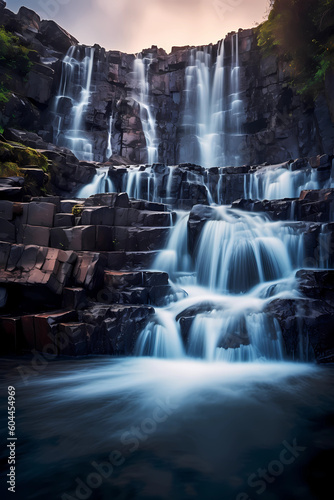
[{"x1": 0, "y1": 3, "x2": 333, "y2": 167}]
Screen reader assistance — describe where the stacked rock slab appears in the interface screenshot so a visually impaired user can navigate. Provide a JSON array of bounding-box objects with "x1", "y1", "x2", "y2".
[{"x1": 0, "y1": 191, "x2": 174, "y2": 356}]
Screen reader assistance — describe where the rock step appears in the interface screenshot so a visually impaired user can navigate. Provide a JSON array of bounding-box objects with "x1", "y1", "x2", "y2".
[
  {"x1": 104, "y1": 270, "x2": 169, "y2": 288},
  {"x1": 101, "y1": 251, "x2": 159, "y2": 271},
  {"x1": 0, "y1": 224, "x2": 171, "y2": 252},
  {"x1": 99, "y1": 286, "x2": 176, "y2": 307},
  {"x1": 232, "y1": 188, "x2": 334, "y2": 223},
  {"x1": 0, "y1": 199, "x2": 174, "y2": 225},
  {"x1": 0, "y1": 304, "x2": 154, "y2": 357},
  {"x1": 100, "y1": 271, "x2": 173, "y2": 307},
  {"x1": 50, "y1": 226, "x2": 171, "y2": 252},
  {"x1": 81, "y1": 206, "x2": 173, "y2": 227},
  {"x1": 0, "y1": 242, "x2": 106, "y2": 306}
]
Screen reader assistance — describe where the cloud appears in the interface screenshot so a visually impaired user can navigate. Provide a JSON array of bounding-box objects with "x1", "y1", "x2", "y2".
[{"x1": 7, "y1": 0, "x2": 269, "y2": 53}]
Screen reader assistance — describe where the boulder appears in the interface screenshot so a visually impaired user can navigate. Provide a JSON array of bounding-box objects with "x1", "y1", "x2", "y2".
[
  {"x1": 38, "y1": 20, "x2": 78, "y2": 53},
  {"x1": 266, "y1": 295, "x2": 334, "y2": 363},
  {"x1": 57, "y1": 323, "x2": 93, "y2": 356},
  {"x1": 17, "y1": 6, "x2": 40, "y2": 32},
  {"x1": 188, "y1": 205, "x2": 218, "y2": 250},
  {"x1": 26, "y1": 70, "x2": 53, "y2": 104}
]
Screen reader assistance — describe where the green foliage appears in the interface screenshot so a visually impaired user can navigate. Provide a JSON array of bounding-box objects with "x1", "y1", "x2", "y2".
[
  {"x1": 0, "y1": 26, "x2": 33, "y2": 76},
  {"x1": 258, "y1": 0, "x2": 334, "y2": 96},
  {"x1": 0, "y1": 83, "x2": 10, "y2": 104}
]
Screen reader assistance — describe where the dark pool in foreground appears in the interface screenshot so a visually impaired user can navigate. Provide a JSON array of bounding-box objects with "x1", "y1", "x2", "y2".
[{"x1": 1, "y1": 357, "x2": 334, "y2": 500}]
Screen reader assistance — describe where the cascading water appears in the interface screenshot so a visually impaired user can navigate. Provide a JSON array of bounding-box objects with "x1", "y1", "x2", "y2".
[
  {"x1": 194, "y1": 207, "x2": 306, "y2": 293},
  {"x1": 135, "y1": 204, "x2": 315, "y2": 362},
  {"x1": 179, "y1": 34, "x2": 245, "y2": 168},
  {"x1": 244, "y1": 162, "x2": 320, "y2": 200},
  {"x1": 133, "y1": 54, "x2": 159, "y2": 165},
  {"x1": 53, "y1": 46, "x2": 95, "y2": 161},
  {"x1": 154, "y1": 212, "x2": 193, "y2": 279},
  {"x1": 77, "y1": 167, "x2": 115, "y2": 198}
]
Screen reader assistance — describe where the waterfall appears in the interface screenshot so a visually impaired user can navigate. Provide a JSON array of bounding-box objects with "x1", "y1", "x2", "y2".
[
  {"x1": 244, "y1": 163, "x2": 320, "y2": 200},
  {"x1": 179, "y1": 34, "x2": 245, "y2": 168},
  {"x1": 106, "y1": 114, "x2": 113, "y2": 160},
  {"x1": 189, "y1": 312, "x2": 284, "y2": 362},
  {"x1": 77, "y1": 167, "x2": 115, "y2": 198},
  {"x1": 124, "y1": 165, "x2": 158, "y2": 202},
  {"x1": 194, "y1": 207, "x2": 297, "y2": 294},
  {"x1": 133, "y1": 54, "x2": 159, "y2": 165},
  {"x1": 135, "y1": 204, "x2": 311, "y2": 362},
  {"x1": 153, "y1": 212, "x2": 193, "y2": 280},
  {"x1": 135, "y1": 309, "x2": 185, "y2": 358},
  {"x1": 53, "y1": 46, "x2": 95, "y2": 161}
]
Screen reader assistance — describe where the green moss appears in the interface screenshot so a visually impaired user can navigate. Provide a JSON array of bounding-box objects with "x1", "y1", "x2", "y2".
[
  {"x1": 0, "y1": 141, "x2": 49, "y2": 172},
  {"x1": 0, "y1": 161, "x2": 21, "y2": 177},
  {"x1": 0, "y1": 27, "x2": 33, "y2": 76},
  {"x1": 16, "y1": 147, "x2": 49, "y2": 172},
  {"x1": 72, "y1": 205, "x2": 84, "y2": 217},
  {"x1": 0, "y1": 83, "x2": 10, "y2": 104}
]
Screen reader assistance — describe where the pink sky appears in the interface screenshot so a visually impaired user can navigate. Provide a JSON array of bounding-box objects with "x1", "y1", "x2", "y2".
[{"x1": 9, "y1": 0, "x2": 270, "y2": 53}]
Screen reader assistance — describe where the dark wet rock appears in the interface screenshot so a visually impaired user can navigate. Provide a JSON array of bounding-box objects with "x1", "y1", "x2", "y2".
[
  {"x1": 266, "y1": 292, "x2": 334, "y2": 363},
  {"x1": 296, "y1": 270, "x2": 334, "y2": 303},
  {"x1": 54, "y1": 213, "x2": 75, "y2": 227},
  {"x1": 0, "y1": 219, "x2": 16, "y2": 243},
  {"x1": 37, "y1": 20, "x2": 78, "y2": 53},
  {"x1": 27, "y1": 202, "x2": 56, "y2": 227},
  {"x1": 231, "y1": 188, "x2": 334, "y2": 223},
  {"x1": 188, "y1": 205, "x2": 219, "y2": 250}
]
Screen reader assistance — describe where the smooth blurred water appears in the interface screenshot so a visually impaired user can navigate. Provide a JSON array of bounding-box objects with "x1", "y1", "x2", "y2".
[
  {"x1": 132, "y1": 54, "x2": 159, "y2": 165},
  {"x1": 142, "y1": 207, "x2": 308, "y2": 361},
  {"x1": 1, "y1": 357, "x2": 333, "y2": 500},
  {"x1": 77, "y1": 167, "x2": 116, "y2": 198},
  {"x1": 179, "y1": 34, "x2": 245, "y2": 167},
  {"x1": 53, "y1": 46, "x2": 95, "y2": 162},
  {"x1": 244, "y1": 163, "x2": 320, "y2": 201}
]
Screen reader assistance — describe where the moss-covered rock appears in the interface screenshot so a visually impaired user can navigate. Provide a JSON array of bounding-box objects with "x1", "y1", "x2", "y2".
[
  {"x1": 0, "y1": 161, "x2": 21, "y2": 177},
  {"x1": 0, "y1": 141, "x2": 49, "y2": 172}
]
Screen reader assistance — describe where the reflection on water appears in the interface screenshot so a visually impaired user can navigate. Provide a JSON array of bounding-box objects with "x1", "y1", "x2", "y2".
[{"x1": 1, "y1": 357, "x2": 334, "y2": 500}]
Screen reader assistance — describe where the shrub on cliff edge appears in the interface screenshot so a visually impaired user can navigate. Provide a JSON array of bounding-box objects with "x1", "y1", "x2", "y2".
[{"x1": 258, "y1": 0, "x2": 334, "y2": 96}]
